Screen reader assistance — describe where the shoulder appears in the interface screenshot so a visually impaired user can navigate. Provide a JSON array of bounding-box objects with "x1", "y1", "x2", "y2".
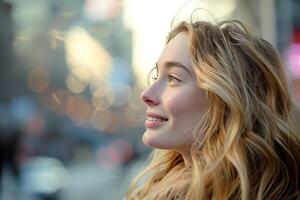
[{"x1": 144, "y1": 166, "x2": 191, "y2": 199}]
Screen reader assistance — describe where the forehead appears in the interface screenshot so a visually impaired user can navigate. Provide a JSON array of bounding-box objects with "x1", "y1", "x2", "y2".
[{"x1": 157, "y1": 32, "x2": 192, "y2": 71}]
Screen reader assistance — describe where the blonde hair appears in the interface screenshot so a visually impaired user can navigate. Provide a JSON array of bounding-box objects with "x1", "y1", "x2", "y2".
[{"x1": 126, "y1": 19, "x2": 300, "y2": 200}]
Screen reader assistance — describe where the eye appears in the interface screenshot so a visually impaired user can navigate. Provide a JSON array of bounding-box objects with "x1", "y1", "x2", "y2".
[
  {"x1": 147, "y1": 66, "x2": 158, "y2": 85},
  {"x1": 152, "y1": 76, "x2": 158, "y2": 81},
  {"x1": 167, "y1": 74, "x2": 181, "y2": 82}
]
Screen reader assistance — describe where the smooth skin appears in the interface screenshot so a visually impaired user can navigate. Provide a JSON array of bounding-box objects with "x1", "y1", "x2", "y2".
[{"x1": 141, "y1": 32, "x2": 206, "y2": 165}]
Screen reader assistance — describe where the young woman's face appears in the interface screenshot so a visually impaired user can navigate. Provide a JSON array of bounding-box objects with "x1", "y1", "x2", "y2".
[{"x1": 141, "y1": 32, "x2": 206, "y2": 153}]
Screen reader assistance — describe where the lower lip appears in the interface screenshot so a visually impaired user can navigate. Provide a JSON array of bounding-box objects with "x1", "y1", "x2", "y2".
[{"x1": 145, "y1": 120, "x2": 167, "y2": 128}]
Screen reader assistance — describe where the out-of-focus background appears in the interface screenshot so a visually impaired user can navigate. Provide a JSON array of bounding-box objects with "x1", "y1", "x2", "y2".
[{"x1": 0, "y1": 0, "x2": 299, "y2": 199}]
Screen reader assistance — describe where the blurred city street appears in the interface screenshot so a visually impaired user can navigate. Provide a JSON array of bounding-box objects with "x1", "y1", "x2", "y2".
[
  {"x1": 1, "y1": 160, "x2": 141, "y2": 200},
  {"x1": 61, "y1": 162, "x2": 127, "y2": 200}
]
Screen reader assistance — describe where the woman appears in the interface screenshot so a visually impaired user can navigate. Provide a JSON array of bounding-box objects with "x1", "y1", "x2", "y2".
[{"x1": 126, "y1": 19, "x2": 300, "y2": 200}]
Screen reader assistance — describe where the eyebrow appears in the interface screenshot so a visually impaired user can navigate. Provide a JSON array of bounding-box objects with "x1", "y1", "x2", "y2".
[{"x1": 155, "y1": 61, "x2": 193, "y2": 77}]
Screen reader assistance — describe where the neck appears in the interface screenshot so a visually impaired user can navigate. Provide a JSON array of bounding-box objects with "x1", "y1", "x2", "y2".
[{"x1": 180, "y1": 149, "x2": 192, "y2": 167}]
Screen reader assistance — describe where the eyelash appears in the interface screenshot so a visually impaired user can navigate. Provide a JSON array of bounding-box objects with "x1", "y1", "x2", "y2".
[
  {"x1": 167, "y1": 74, "x2": 181, "y2": 82},
  {"x1": 151, "y1": 74, "x2": 181, "y2": 83}
]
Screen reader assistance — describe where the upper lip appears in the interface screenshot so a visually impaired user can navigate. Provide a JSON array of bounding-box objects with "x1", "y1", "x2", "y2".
[{"x1": 146, "y1": 112, "x2": 168, "y2": 120}]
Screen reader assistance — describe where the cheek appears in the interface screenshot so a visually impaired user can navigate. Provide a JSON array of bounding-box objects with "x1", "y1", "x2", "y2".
[
  {"x1": 164, "y1": 95, "x2": 186, "y2": 117},
  {"x1": 164, "y1": 89, "x2": 205, "y2": 127},
  {"x1": 164, "y1": 90, "x2": 197, "y2": 117}
]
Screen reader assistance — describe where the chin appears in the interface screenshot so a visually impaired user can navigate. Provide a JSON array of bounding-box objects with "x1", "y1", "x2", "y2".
[
  {"x1": 143, "y1": 133, "x2": 162, "y2": 149},
  {"x1": 142, "y1": 133, "x2": 156, "y2": 147}
]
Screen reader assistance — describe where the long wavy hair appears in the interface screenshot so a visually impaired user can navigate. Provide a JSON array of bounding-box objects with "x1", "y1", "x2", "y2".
[{"x1": 126, "y1": 19, "x2": 300, "y2": 200}]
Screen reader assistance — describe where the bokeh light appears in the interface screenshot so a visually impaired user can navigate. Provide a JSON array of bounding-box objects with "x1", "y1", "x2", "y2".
[
  {"x1": 96, "y1": 139, "x2": 133, "y2": 169},
  {"x1": 38, "y1": 89, "x2": 72, "y2": 115},
  {"x1": 65, "y1": 95, "x2": 93, "y2": 124},
  {"x1": 110, "y1": 82, "x2": 132, "y2": 107},
  {"x1": 65, "y1": 26, "x2": 112, "y2": 89},
  {"x1": 90, "y1": 109, "x2": 113, "y2": 131},
  {"x1": 24, "y1": 112, "x2": 46, "y2": 136},
  {"x1": 286, "y1": 44, "x2": 300, "y2": 78},
  {"x1": 83, "y1": 0, "x2": 122, "y2": 22},
  {"x1": 91, "y1": 86, "x2": 115, "y2": 111},
  {"x1": 65, "y1": 67, "x2": 90, "y2": 94},
  {"x1": 27, "y1": 67, "x2": 50, "y2": 93}
]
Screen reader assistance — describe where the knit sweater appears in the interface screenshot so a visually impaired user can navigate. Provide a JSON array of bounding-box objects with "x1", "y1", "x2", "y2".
[{"x1": 135, "y1": 166, "x2": 192, "y2": 200}]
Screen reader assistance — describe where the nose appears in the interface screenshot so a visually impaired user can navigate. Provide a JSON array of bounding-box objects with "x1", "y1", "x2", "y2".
[{"x1": 140, "y1": 87, "x2": 159, "y2": 106}]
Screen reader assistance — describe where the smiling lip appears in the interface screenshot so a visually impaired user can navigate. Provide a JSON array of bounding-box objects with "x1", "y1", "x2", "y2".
[
  {"x1": 145, "y1": 112, "x2": 168, "y2": 128},
  {"x1": 146, "y1": 112, "x2": 168, "y2": 120},
  {"x1": 145, "y1": 120, "x2": 166, "y2": 128}
]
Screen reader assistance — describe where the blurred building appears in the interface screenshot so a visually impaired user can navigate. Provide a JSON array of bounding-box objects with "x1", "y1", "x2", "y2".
[
  {"x1": 231, "y1": 0, "x2": 300, "y2": 103},
  {"x1": 0, "y1": 1, "x2": 15, "y2": 103}
]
